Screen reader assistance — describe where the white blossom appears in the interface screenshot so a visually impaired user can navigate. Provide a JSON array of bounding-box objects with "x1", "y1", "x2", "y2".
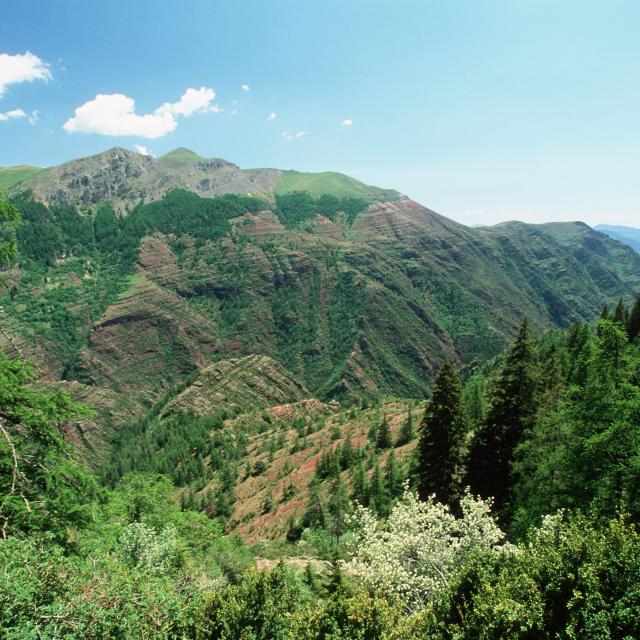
[{"x1": 345, "y1": 487, "x2": 506, "y2": 612}]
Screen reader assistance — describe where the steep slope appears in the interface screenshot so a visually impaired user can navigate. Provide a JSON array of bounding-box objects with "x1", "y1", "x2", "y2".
[
  {"x1": 2, "y1": 148, "x2": 639, "y2": 461},
  {"x1": 595, "y1": 224, "x2": 640, "y2": 255}
]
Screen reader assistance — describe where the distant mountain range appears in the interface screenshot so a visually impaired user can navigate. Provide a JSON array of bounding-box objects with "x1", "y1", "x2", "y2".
[
  {"x1": 0, "y1": 147, "x2": 639, "y2": 463},
  {"x1": 595, "y1": 225, "x2": 640, "y2": 255}
]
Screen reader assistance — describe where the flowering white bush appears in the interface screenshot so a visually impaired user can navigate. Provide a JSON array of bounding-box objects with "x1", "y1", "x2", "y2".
[
  {"x1": 345, "y1": 487, "x2": 506, "y2": 612},
  {"x1": 120, "y1": 522, "x2": 183, "y2": 574}
]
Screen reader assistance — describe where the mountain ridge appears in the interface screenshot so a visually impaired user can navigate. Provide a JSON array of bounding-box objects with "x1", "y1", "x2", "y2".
[{"x1": 1, "y1": 148, "x2": 639, "y2": 462}]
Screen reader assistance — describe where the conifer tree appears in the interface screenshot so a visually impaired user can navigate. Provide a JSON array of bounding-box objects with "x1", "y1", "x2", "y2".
[
  {"x1": 385, "y1": 450, "x2": 403, "y2": 498},
  {"x1": 396, "y1": 409, "x2": 415, "y2": 446},
  {"x1": 376, "y1": 416, "x2": 392, "y2": 450},
  {"x1": 612, "y1": 298, "x2": 628, "y2": 327},
  {"x1": 351, "y1": 459, "x2": 369, "y2": 506},
  {"x1": 462, "y1": 372, "x2": 487, "y2": 427},
  {"x1": 304, "y1": 563, "x2": 321, "y2": 593},
  {"x1": 418, "y1": 359, "x2": 468, "y2": 506},
  {"x1": 327, "y1": 473, "x2": 350, "y2": 546},
  {"x1": 369, "y1": 463, "x2": 389, "y2": 516},
  {"x1": 628, "y1": 295, "x2": 640, "y2": 343},
  {"x1": 467, "y1": 317, "x2": 539, "y2": 513},
  {"x1": 302, "y1": 480, "x2": 326, "y2": 529}
]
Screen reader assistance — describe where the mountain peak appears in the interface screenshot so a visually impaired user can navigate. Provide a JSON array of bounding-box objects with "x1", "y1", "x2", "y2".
[{"x1": 158, "y1": 147, "x2": 202, "y2": 168}]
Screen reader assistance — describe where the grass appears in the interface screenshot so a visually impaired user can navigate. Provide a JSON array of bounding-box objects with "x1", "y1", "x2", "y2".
[
  {"x1": 275, "y1": 170, "x2": 399, "y2": 201},
  {"x1": 0, "y1": 166, "x2": 44, "y2": 191},
  {"x1": 157, "y1": 148, "x2": 202, "y2": 170}
]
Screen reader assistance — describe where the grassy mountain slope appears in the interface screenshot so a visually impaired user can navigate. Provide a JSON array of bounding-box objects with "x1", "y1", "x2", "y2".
[
  {"x1": 275, "y1": 169, "x2": 400, "y2": 201},
  {"x1": 0, "y1": 165, "x2": 44, "y2": 191}
]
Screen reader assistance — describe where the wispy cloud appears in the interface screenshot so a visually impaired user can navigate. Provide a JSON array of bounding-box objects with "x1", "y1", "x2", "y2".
[
  {"x1": 341, "y1": 118, "x2": 353, "y2": 126},
  {"x1": 282, "y1": 130, "x2": 309, "y2": 141},
  {"x1": 63, "y1": 86, "x2": 218, "y2": 139},
  {"x1": 28, "y1": 109, "x2": 39, "y2": 125},
  {"x1": 267, "y1": 111, "x2": 277, "y2": 121},
  {"x1": 0, "y1": 51, "x2": 51, "y2": 97},
  {"x1": 241, "y1": 83, "x2": 250, "y2": 92}
]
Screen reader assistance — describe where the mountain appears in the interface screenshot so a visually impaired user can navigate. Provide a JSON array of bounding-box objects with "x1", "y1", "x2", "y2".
[
  {"x1": 6, "y1": 146, "x2": 397, "y2": 213},
  {"x1": 0, "y1": 165, "x2": 44, "y2": 190},
  {"x1": 1, "y1": 147, "x2": 639, "y2": 464},
  {"x1": 595, "y1": 224, "x2": 640, "y2": 255}
]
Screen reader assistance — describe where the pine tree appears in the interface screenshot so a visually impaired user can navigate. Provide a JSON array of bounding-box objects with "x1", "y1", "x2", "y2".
[
  {"x1": 467, "y1": 317, "x2": 539, "y2": 513},
  {"x1": 340, "y1": 432, "x2": 354, "y2": 469},
  {"x1": 385, "y1": 450, "x2": 403, "y2": 498},
  {"x1": 396, "y1": 410, "x2": 415, "y2": 446},
  {"x1": 304, "y1": 563, "x2": 321, "y2": 593},
  {"x1": 376, "y1": 416, "x2": 392, "y2": 450},
  {"x1": 327, "y1": 473, "x2": 350, "y2": 547},
  {"x1": 369, "y1": 463, "x2": 389, "y2": 516},
  {"x1": 612, "y1": 298, "x2": 628, "y2": 327},
  {"x1": 418, "y1": 359, "x2": 468, "y2": 506},
  {"x1": 462, "y1": 372, "x2": 487, "y2": 427},
  {"x1": 628, "y1": 295, "x2": 640, "y2": 343},
  {"x1": 351, "y1": 459, "x2": 369, "y2": 506},
  {"x1": 302, "y1": 480, "x2": 326, "y2": 529}
]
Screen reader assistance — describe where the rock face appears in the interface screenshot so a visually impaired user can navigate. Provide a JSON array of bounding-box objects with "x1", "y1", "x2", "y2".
[
  {"x1": 9, "y1": 147, "x2": 282, "y2": 213},
  {"x1": 2, "y1": 147, "x2": 640, "y2": 461}
]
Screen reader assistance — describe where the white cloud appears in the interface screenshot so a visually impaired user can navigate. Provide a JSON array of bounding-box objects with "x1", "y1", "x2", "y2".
[
  {"x1": 282, "y1": 130, "x2": 309, "y2": 141},
  {"x1": 230, "y1": 109, "x2": 238, "y2": 116},
  {"x1": 134, "y1": 144, "x2": 152, "y2": 156},
  {"x1": 63, "y1": 86, "x2": 217, "y2": 139},
  {"x1": 0, "y1": 51, "x2": 51, "y2": 97},
  {"x1": 267, "y1": 112, "x2": 277, "y2": 121},
  {"x1": 0, "y1": 108, "x2": 26, "y2": 121},
  {"x1": 28, "y1": 109, "x2": 38, "y2": 125},
  {"x1": 156, "y1": 86, "x2": 216, "y2": 117},
  {"x1": 341, "y1": 118, "x2": 353, "y2": 126},
  {"x1": 241, "y1": 84, "x2": 250, "y2": 92}
]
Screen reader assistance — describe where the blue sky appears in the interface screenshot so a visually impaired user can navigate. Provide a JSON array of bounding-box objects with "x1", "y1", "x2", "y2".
[{"x1": 1, "y1": 0, "x2": 639, "y2": 226}]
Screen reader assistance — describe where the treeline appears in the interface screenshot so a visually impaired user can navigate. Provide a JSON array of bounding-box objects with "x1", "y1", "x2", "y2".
[{"x1": 11, "y1": 188, "x2": 265, "y2": 265}]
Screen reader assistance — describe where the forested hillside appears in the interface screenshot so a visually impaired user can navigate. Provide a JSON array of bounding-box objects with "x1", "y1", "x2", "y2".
[
  {"x1": 1, "y1": 150, "x2": 640, "y2": 637},
  {"x1": 1, "y1": 148, "x2": 639, "y2": 461}
]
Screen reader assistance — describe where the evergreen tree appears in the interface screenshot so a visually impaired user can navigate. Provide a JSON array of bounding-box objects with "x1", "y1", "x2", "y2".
[
  {"x1": 612, "y1": 298, "x2": 628, "y2": 327},
  {"x1": 304, "y1": 563, "x2": 321, "y2": 593},
  {"x1": 302, "y1": 479, "x2": 326, "y2": 529},
  {"x1": 467, "y1": 317, "x2": 539, "y2": 513},
  {"x1": 351, "y1": 459, "x2": 369, "y2": 506},
  {"x1": 396, "y1": 409, "x2": 415, "y2": 446},
  {"x1": 369, "y1": 463, "x2": 389, "y2": 516},
  {"x1": 462, "y1": 372, "x2": 487, "y2": 427},
  {"x1": 418, "y1": 359, "x2": 468, "y2": 506},
  {"x1": 628, "y1": 295, "x2": 640, "y2": 343},
  {"x1": 376, "y1": 416, "x2": 392, "y2": 450},
  {"x1": 327, "y1": 473, "x2": 350, "y2": 547},
  {"x1": 385, "y1": 450, "x2": 403, "y2": 498}
]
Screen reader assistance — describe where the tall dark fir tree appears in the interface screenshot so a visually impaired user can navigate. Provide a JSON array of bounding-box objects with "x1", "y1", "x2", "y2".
[
  {"x1": 417, "y1": 359, "x2": 468, "y2": 506},
  {"x1": 467, "y1": 317, "x2": 539, "y2": 513}
]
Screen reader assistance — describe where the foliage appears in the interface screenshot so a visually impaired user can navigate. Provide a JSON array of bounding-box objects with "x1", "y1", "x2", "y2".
[
  {"x1": 346, "y1": 487, "x2": 506, "y2": 612},
  {"x1": 0, "y1": 352, "x2": 96, "y2": 541},
  {"x1": 424, "y1": 512, "x2": 640, "y2": 639},
  {"x1": 418, "y1": 360, "x2": 468, "y2": 506}
]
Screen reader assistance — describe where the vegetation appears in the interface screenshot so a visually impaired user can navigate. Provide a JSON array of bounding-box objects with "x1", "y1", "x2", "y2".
[{"x1": 2, "y1": 160, "x2": 640, "y2": 636}]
